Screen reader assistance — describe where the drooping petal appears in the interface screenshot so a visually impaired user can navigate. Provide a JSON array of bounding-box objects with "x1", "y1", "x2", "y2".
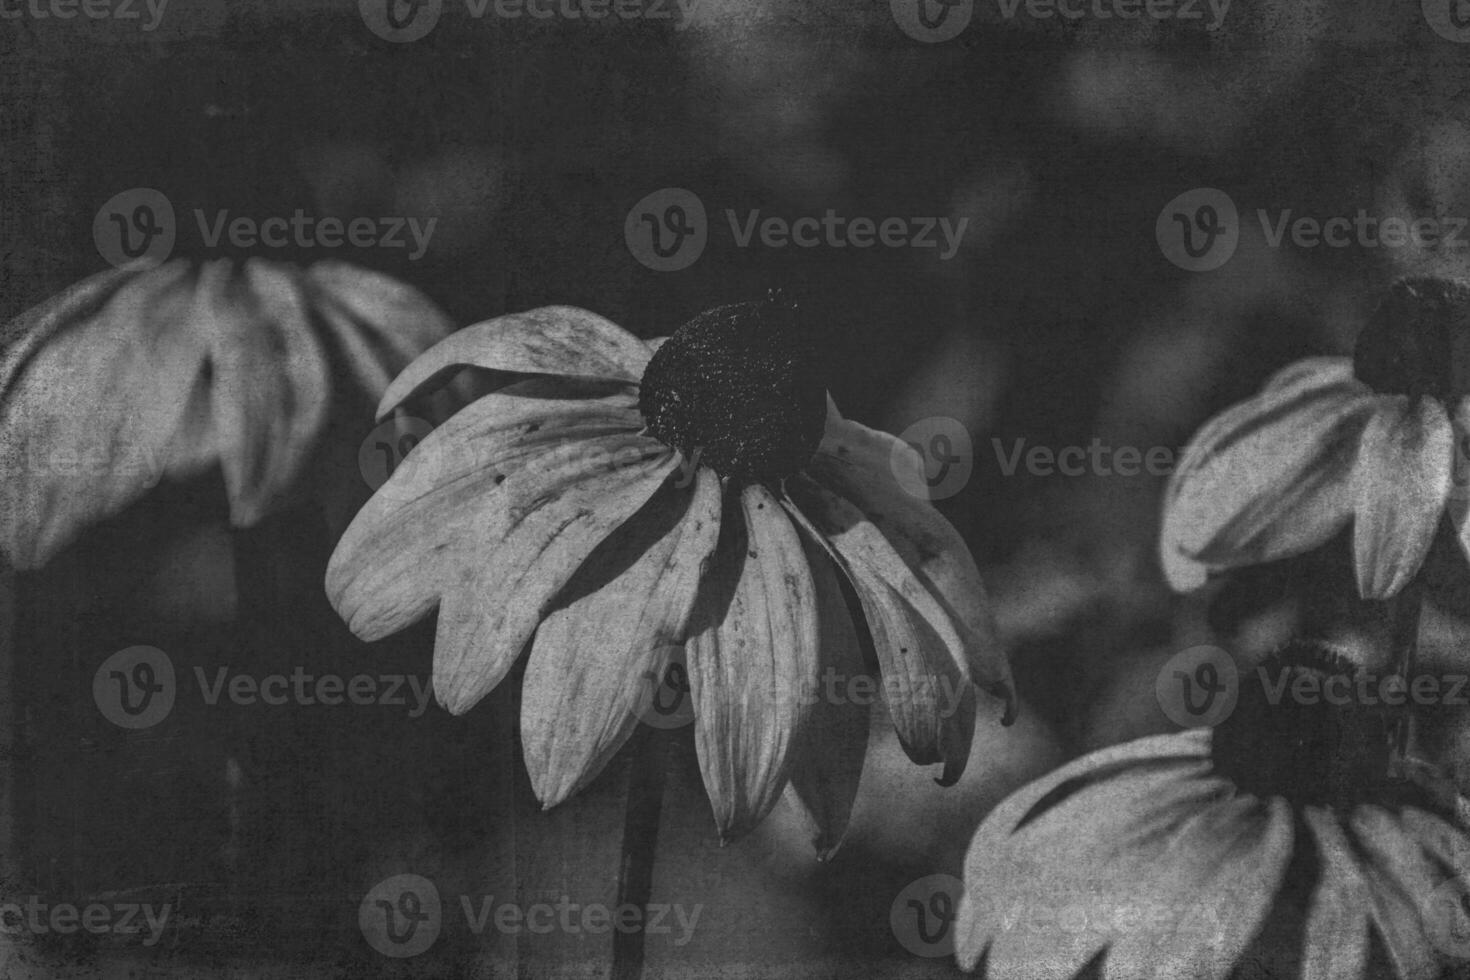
[
  {"x1": 1446, "y1": 399, "x2": 1470, "y2": 567},
  {"x1": 957, "y1": 730, "x2": 1292, "y2": 980},
  {"x1": 686, "y1": 482, "x2": 821, "y2": 840},
  {"x1": 197, "y1": 260, "x2": 333, "y2": 527},
  {"x1": 304, "y1": 261, "x2": 457, "y2": 400},
  {"x1": 1300, "y1": 807, "x2": 1372, "y2": 980},
  {"x1": 0, "y1": 262, "x2": 208, "y2": 568},
  {"x1": 377, "y1": 306, "x2": 652, "y2": 417},
  {"x1": 521, "y1": 466, "x2": 722, "y2": 808},
  {"x1": 326, "y1": 386, "x2": 643, "y2": 640},
  {"x1": 1348, "y1": 805, "x2": 1457, "y2": 979},
  {"x1": 784, "y1": 476, "x2": 975, "y2": 784},
  {"x1": 433, "y1": 435, "x2": 677, "y2": 715},
  {"x1": 781, "y1": 535, "x2": 869, "y2": 860},
  {"x1": 1160, "y1": 360, "x2": 1378, "y2": 592},
  {"x1": 1351, "y1": 395, "x2": 1453, "y2": 599},
  {"x1": 808, "y1": 415, "x2": 1014, "y2": 717}
]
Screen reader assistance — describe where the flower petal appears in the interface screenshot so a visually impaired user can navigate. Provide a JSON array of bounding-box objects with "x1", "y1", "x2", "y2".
[
  {"x1": 686, "y1": 483, "x2": 821, "y2": 840},
  {"x1": 304, "y1": 261, "x2": 457, "y2": 400},
  {"x1": 0, "y1": 262, "x2": 207, "y2": 568},
  {"x1": 377, "y1": 306, "x2": 651, "y2": 417},
  {"x1": 199, "y1": 260, "x2": 333, "y2": 527},
  {"x1": 1300, "y1": 807, "x2": 1371, "y2": 980},
  {"x1": 809, "y1": 415, "x2": 1014, "y2": 718},
  {"x1": 520, "y1": 465, "x2": 722, "y2": 808},
  {"x1": 958, "y1": 730, "x2": 1291, "y2": 980},
  {"x1": 432, "y1": 435, "x2": 676, "y2": 715},
  {"x1": 1348, "y1": 805, "x2": 1453, "y2": 979},
  {"x1": 1160, "y1": 360, "x2": 1377, "y2": 592},
  {"x1": 784, "y1": 476, "x2": 976, "y2": 784},
  {"x1": 326, "y1": 386, "x2": 643, "y2": 640},
  {"x1": 781, "y1": 535, "x2": 869, "y2": 860},
  {"x1": 1352, "y1": 395, "x2": 1452, "y2": 599}
]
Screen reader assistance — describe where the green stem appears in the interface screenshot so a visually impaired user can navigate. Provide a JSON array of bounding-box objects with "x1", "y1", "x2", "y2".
[
  {"x1": 610, "y1": 727, "x2": 668, "y2": 980},
  {"x1": 1387, "y1": 578, "x2": 1426, "y2": 777}
]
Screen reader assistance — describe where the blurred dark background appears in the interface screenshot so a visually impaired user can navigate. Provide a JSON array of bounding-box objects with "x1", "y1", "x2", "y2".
[{"x1": 5, "y1": 0, "x2": 1470, "y2": 975}]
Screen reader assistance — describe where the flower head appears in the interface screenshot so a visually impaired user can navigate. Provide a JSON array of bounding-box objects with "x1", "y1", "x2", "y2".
[
  {"x1": 326, "y1": 298, "x2": 1016, "y2": 848},
  {"x1": 0, "y1": 259, "x2": 454, "y2": 569},
  {"x1": 1161, "y1": 277, "x2": 1470, "y2": 600},
  {"x1": 955, "y1": 640, "x2": 1470, "y2": 979}
]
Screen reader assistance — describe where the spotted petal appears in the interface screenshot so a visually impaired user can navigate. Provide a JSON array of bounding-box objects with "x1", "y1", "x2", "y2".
[
  {"x1": 1351, "y1": 395, "x2": 1452, "y2": 600},
  {"x1": 521, "y1": 466, "x2": 722, "y2": 808},
  {"x1": 686, "y1": 483, "x2": 821, "y2": 840},
  {"x1": 378, "y1": 306, "x2": 652, "y2": 417},
  {"x1": 1160, "y1": 357, "x2": 1377, "y2": 592},
  {"x1": 432, "y1": 434, "x2": 676, "y2": 715}
]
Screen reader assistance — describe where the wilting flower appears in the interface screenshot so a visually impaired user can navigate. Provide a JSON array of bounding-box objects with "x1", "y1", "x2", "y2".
[
  {"x1": 0, "y1": 259, "x2": 454, "y2": 569},
  {"x1": 1160, "y1": 277, "x2": 1470, "y2": 600},
  {"x1": 955, "y1": 640, "x2": 1470, "y2": 980},
  {"x1": 326, "y1": 296, "x2": 1015, "y2": 846}
]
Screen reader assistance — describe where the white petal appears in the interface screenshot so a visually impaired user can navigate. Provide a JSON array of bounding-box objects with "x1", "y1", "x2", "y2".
[
  {"x1": 433, "y1": 437, "x2": 676, "y2": 714},
  {"x1": 521, "y1": 466, "x2": 722, "y2": 807},
  {"x1": 1301, "y1": 807, "x2": 1371, "y2": 980},
  {"x1": 325, "y1": 387, "x2": 643, "y2": 640},
  {"x1": 1352, "y1": 395, "x2": 1452, "y2": 599},
  {"x1": 378, "y1": 306, "x2": 651, "y2": 417},
  {"x1": 686, "y1": 483, "x2": 821, "y2": 840}
]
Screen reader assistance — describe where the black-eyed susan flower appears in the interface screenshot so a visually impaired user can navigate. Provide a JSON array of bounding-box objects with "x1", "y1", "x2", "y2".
[
  {"x1": 955, "y1": 639, "x2": 1470, "y2": 980},
  {"x1": 325, "y1": 296, "x2": 1016, "y2": 845},
  {"x1": 0, "y1": 258, "x2": 454, "y2": 569},
  {"x1": 1160, "y1": 277, "x2": 1470, "y2": 601}
]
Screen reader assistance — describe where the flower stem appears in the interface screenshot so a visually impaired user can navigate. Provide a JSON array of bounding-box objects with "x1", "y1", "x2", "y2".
[
  {"x1": 611, "y1": 726, "x2": 669, "y2": 980},
  {"x1": 1387, "y1": 577, "x2": 1426, "y2": 777}
]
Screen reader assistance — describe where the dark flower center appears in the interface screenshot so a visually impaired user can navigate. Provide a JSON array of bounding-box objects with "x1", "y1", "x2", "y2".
[
  {"x1": 1353, "y1": 276, "x2": 1470, "y2": 400},
  {"x1": 638, "y1": 295, "x2": 827, "y2": 482},
  {"x1": 1212, "y1": 639, "x2": 1391, "y2": 808}
]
